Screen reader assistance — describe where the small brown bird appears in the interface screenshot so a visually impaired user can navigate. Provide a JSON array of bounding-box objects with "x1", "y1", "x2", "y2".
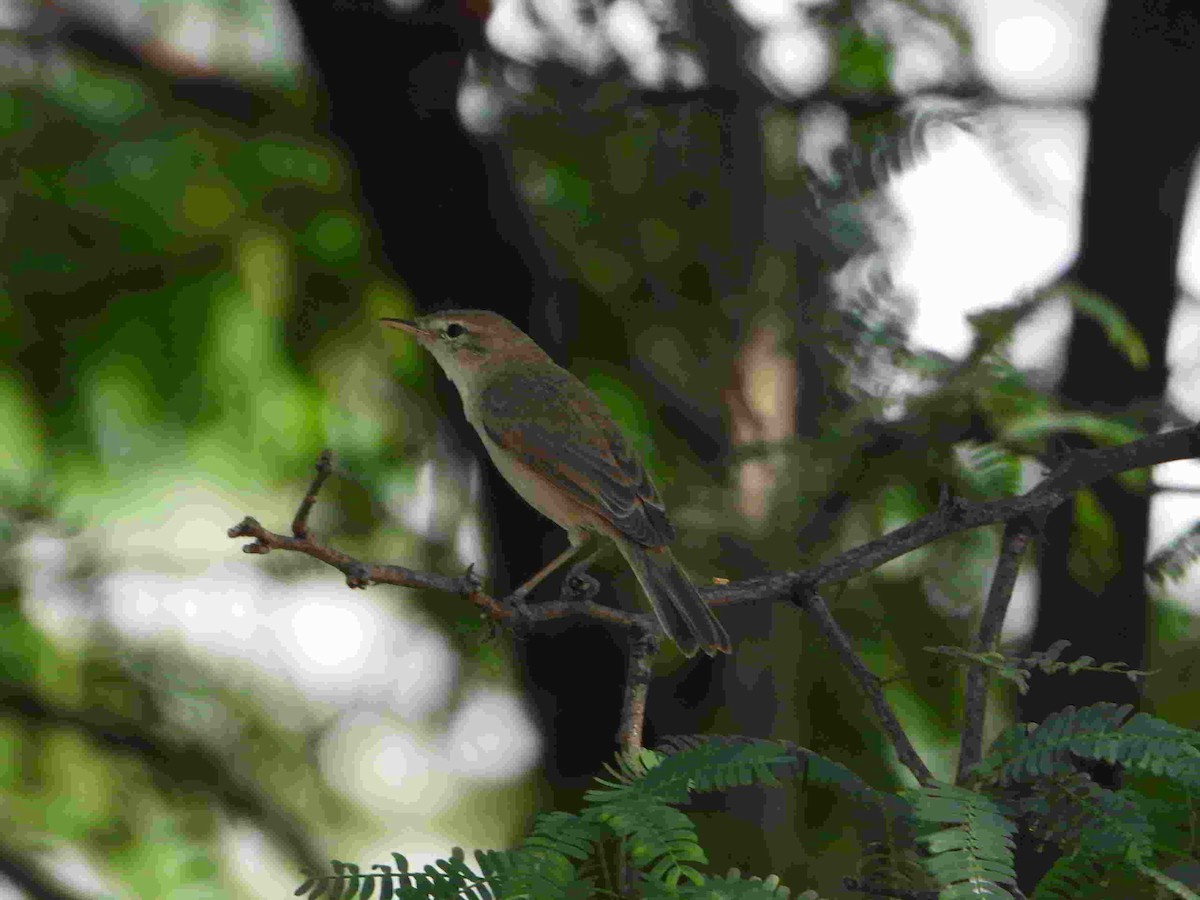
[{"x1": 382, "y1": 310, "x2": 731, "y2": 656}]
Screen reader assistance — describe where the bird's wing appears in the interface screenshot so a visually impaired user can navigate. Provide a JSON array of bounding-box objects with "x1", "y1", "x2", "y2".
[{"x1": 477, "y1": 368, "x2": 674, "y2": 547}]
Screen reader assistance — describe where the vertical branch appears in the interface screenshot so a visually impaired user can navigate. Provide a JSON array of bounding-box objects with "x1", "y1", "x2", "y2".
[
  {"x1": 956, "y1": 519, "x2": 1036, "y2": 783},
  {"x1": 799, "y1": 589, "x2": 934, "y2": 785},
  {"x1": 617, "y1": 633, "x2": 660, "y2": 755}
]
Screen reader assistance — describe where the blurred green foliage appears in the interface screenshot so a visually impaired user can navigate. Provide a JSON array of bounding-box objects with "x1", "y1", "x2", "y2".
[
  {"x1": 835, "y1": 25, "x2": 893, "y2": 94},
  {"x1": 0, "y1": 56, "x2": 428, "y2": 525},
  {"x1": 0, "y1": 45, "x2": 446, "y2": 900}
]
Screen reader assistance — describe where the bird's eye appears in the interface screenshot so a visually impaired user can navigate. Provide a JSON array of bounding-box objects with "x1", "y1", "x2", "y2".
[{"x1": 445, "y1": 323, "x2": 467, "y2": 339}]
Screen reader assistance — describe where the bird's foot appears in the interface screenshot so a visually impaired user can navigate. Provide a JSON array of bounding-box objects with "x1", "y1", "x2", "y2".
[{"x1": 562, "y1": 571, "x2": 600, "y2": 602}]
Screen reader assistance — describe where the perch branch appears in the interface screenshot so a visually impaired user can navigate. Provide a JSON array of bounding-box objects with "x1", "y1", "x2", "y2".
[
  {"x1": 229, "y1": 423, "x2": 1200, "y2": 765},
  {"x1": 230, "y1": 423, "x2": 1200, "y2": 636},
  {"x1": 228, "y1": 455, "x2": 660, "y2": 640}
]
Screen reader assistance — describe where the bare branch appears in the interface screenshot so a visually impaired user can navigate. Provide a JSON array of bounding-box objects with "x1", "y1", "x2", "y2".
[
  {"x1": 956, "y1": 519, "x2": 1037, "y2": 783},
  {"x1": 704, "y1": 421, "x2": 1200, "y2": 607},
  {"x1": 618, "y1": 632, "x2": 660, "y2": 755},
  {"x1": 228, "y1": 514, "x2": 473, "y2": 593},
  {"x1": 800, "y1": 589, "x2": 935, "y2": 785},
  {"x1": 230, "y1": 423, "x2": 1200, "y2": 646},
  {"x1": 228, "y1": 423, "x2": 1200, "y2": 774},
  {"x1": 227, "y1": 466, "x2": 659, "y2": 638}
]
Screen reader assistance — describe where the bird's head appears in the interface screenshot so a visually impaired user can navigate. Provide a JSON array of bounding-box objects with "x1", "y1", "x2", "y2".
[{"x1": 382, "y1": 310, "x2": 550, "y2": 391}]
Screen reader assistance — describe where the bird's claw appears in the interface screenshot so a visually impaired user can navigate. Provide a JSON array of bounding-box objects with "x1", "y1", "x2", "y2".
[
  {"x1": 504, "y1": 586, "x2": 530, "y2": 613},
  {"x1": 563, "y1": 571, "x2": 600, "y2": 602}
]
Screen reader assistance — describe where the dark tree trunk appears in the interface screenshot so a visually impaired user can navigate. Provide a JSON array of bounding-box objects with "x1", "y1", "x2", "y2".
[
  {"x1": 287, "y1": 0, "x2": 628, "y2": 792},
  {"x1": 1022, "y1": 0, "x2": 1195, "y2": 724},
  {"x1": 1017, "y1": 0, "x2": 1199, "y2": 890}
]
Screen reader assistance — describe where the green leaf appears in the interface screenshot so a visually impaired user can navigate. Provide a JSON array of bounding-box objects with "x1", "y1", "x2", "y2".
[
  {"x1": 1000, "y1": 411, "x2": 1142, "y2": 448},
  {"x1": 1068, "y1": 287, "x2": 1149, "y2": 370},
  {"x1": 956, "y1": 443, "x2": 1023, "y2": 499},
  {"x1": 1068, "y1": 488, "x2": 1119, "y2": 593},
  {"x1": 0, "y1": 369, "x2": 45, "y2": 501},
  {"x1": 909, "y1": 782, "x2": 1017, "y2": 899}
]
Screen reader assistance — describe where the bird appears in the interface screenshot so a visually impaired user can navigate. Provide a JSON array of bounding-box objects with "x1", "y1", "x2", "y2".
[{"x1": 382, "y1": 310, "x2": 731, "y2": 656}]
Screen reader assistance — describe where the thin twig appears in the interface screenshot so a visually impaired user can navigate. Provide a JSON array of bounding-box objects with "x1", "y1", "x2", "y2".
[
  {"x1": 227, "y1": 476, "x2": 658, "y2": 636},
  {"x1": 799, "y1": 589, "x2": 935, "y2": 785},
  {"x1": 291, "y1": 449, "x2": 333, "y2": 539},
  {"x1": 956, "y1": 519, "x2": 1037, "y2": 783},
  {"x1": 228, "y1": 514, "x2": 475, "y2": 593}
]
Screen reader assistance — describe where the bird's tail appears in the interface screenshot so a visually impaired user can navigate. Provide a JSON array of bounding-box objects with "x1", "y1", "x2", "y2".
[{"x1": 618, "y1": 542, "x2": 731, "y2": 656}]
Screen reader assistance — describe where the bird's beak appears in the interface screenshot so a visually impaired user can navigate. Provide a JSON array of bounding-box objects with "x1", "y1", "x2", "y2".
[{"x1": 381, "y1": 318, "x2": 433, "y2": 343}]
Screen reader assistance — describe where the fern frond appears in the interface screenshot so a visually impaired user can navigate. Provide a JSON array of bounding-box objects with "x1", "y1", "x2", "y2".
[
  {"x1": 1035, "y1": 851, "x2": 1200, "y2": 900},
  {"x1": 855, "y1": 835, "x2": 931, "y2": 896},
  {"x1": 483, "y1": 810, "x2": 603, "y2": 899},
  {"x1": 589, "y1": 735, "x2": 796, "y2": 804},
  {"x1": 975, "y1": 703, "x2": 1131, "y2": 783},
  {"x1": 579, "y1": 738, "x2": 801, "y2": 889},
  {"x1": 926, "y1": 641, "x2": 1154, "y2": 696},
  {"x1": 975, "y1": 703, "x2": 1200, "y2": 790},
  {"x1": 1107, "y1": 712, "x2": 1200, "y2": 787},
  {"x1": 1134, "y1": 861, "x2": 1200, "y2": 900},
  {"x1": 641, "y1": 868, "x2": 803, "y2": 898},
  {"x1": 910, "y1": 782, "x2": 1018, "y2": 899},
  {"x1": 1022, "y1": 772, "x2": 1155, "y2": 860},
  {"x1": 1033, "y1": 849, "x2": 1118, "y2": 900},
  {"x1": 297, "y1": 837, "x2": 603, "y2": 900},
  {"x1": 655, "y1": 734, "x2": 905, "y2": 814},
  {"x1": 583, "y1": 793, "x2": 706, "y2": 888},
  {"x1": 925, "y1": 646, "x2": 1036, "y2": 694},
  {"x1": 299, "y1": 851, "x2": 498, "y2": 900}
]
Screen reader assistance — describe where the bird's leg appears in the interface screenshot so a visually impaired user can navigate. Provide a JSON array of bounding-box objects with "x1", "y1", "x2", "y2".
[{"x1": 508, "y1": 535, "x2": 593, "y2": 604}]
